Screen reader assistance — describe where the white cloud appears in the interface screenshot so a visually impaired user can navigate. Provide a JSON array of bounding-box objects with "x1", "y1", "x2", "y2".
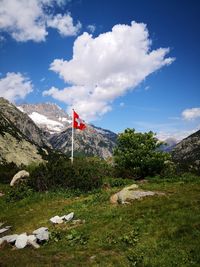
[
  {"x1": 182, "y1": 108, "x2": 200, "y2": 120},
  {"x1": 156, "y1": 130, "x2": 195, "y2": 142},
  {"x1": 0, "y1": 72, "x2": 33, "y2": 102},
  {"x1": 44, "y1": 21, "x2": 175, "y2": 121},
  {"x1": 144, "y1": 85, "x2": 150, "y2": 91},
  {"x1": 87, "y1": 24, "x2": 96, "y2": 33},
  {"x1": 0, "y1": 35, "x2": 5, "y2": 42},
  {"x1": 47, "y1": 13, "x2": 81, "y2": 36},
  {"x1": 0, "y1": 0, "x2": 81, "y2": 42}
]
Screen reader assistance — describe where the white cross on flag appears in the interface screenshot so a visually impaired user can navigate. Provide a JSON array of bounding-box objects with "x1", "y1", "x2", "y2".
[{"x1": 73, "y1": 110, "x2": 86, "y2": 130}]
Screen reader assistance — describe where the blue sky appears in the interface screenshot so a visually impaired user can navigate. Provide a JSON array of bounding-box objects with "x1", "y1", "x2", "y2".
[{"x1": 0, "y1": 0, "x2": 199, "y2": 140}]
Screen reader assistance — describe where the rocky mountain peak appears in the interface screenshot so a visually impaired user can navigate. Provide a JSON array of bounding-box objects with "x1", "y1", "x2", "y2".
[
  {"x1": 18, "y1": 102, "x2": 118, "y2": 159},
  {"x1": 18, "y1": 103, "x2": 71, "y2": 134}
]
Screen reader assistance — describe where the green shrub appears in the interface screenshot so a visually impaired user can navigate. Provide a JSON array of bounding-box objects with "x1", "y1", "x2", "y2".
[
  {"x1": 6, "y1": 182, "x2": 34, "y2": 202},
  {"x1": 0, "y1": 161, "x2": 19, "y2": 184},
  {"x1": 103, "y1": 177, "x2": 132, "y2": 187},
  {"x1": 28, "y1": 156, "x2": 106, "y2": 192},
  {"x1": 114, "y1": 128, "x2": 173, "y2": 179}
]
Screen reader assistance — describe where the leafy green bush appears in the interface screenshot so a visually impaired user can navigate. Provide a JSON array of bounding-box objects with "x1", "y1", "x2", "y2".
[
  {"x1": 114, "y1": 128, "x2": 173, "y2": 179},
  {"x1": 28, "y1": 156, "x2": 107, "y2": 192},
  {"x1": 6, "y1": 182, "x2": 34, "y2": 202},
  {"x1": 0, "y1": 161, "x2": 19, "y2": 184},
  {"x1": 103, "y1": 177, "x2": 132, "y2": 188}
]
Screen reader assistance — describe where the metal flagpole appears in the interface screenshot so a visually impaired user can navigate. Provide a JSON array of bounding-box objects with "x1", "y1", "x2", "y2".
[{"x1": 71, "y1": 109, "x2": 74, "y2": 164}]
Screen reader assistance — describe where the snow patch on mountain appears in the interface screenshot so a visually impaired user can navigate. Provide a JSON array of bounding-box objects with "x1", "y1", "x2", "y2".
[
  {"x1": 29, "y1": 112, "x2": 65, "y2": 133},
  {"x1": 17, "y1": 106, "x2": 24, "y2": 113}
]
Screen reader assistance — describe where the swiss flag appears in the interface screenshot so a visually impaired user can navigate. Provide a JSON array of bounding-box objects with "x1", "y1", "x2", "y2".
[{"x1": 73, "y1": 110, "x2": 86, "y2": 130}]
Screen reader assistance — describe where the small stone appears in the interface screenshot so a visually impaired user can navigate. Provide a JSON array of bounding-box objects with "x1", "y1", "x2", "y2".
[
  {"x1": 33, "y1": 227, "x2": 49, "y2": 242},
  {"x1": 33, "y1": 227, "x2": 48, "y2": 235},
  {"x1": 90, "y1": 255, "x2": 96, "y2": 261},
  {"x1": 27, "y1": 239, "x2": 40, "y2": 249},
  {"x1": 27, "y1": 235, "x2": 36, "y2": 242},
  {"x1": 15, "y1": 233, "x2": 28, "y2": 249},
  {"x1": 0, "y1": 226, "x2": 11, "y2": 234},
  {"x1": 2, "y1": 234, "x2": 18, "y2": 244},
  {"x1": 50, "y1": 215, "x2": 63, "y2": 224},
  {"x1": 61, "y1": 212, "x2": 74, "y2": 222}
]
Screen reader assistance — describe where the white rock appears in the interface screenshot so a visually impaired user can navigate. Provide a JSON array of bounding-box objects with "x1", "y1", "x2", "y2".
[
  {"x1": 27, "y1": 235, "x2": 36, "y2": 242},
  {"x1": 10, "y1": 170, "x2": 29, "y2": 187},
  {"x1": 0, "y1": 238, "x2": 4, "y2": 245},
  {"x1": 15, "y1": 233, "x2": 28, "y2": 249},
  {"x1": 61, "y1": 212, "x2": 74, "y2": 222},
  {"x1": 2, "y1": 234, "x2": 18, "y2": 243},
  {"x1": 0, "y1": 226, "x2": 11, "y2": 234},
  {"x1": 28, "y1": 239, "x2": 40, "y2": 249},
  {"x1": 32, "y1": 227, "x2": 48, "y2": 235},
  {"x1": 33, "y1": 227, "x2": 49, "y2": 242},
  {"x1": 50, "y1": 215, "x2": 63, "y2": 224}
]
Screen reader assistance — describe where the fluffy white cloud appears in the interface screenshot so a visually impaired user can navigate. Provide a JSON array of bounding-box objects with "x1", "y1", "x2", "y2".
[
  {"x1": 0, "y1": 0, "x2": 81, "y2": 42},
  {"x1": 0, "y1": 72, "x2": 33, "y2": 102},
  {"x1": 47, "y1": 13, "x2": 81, "y2": 36},
  {"x1": 182, "y1": 108, "x2": 200, "y2": 120},
  {"x1": 44, "y1": 21, "x2": 175, "y2": 121}
]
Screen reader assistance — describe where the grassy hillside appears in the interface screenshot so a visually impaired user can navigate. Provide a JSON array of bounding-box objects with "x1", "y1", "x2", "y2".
[{"x1": 0, "y1": 176, "x2": 200, "y2": 267}]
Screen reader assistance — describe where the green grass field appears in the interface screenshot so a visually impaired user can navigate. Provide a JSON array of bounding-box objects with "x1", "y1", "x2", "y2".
[{"x1": 0, "y1": 177, "x2": 200, "y2": 267}]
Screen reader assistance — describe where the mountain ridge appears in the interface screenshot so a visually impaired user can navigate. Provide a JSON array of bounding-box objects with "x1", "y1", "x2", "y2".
[
  {"x1": 18, "y1": 102, "x2": 118, "y2": 159},
  {"x1": 172, "y1": 129, "x2": 200, "y2": 172},
  {"x1": 0, "y1": 98, "x2": 50, "y2": 165}
]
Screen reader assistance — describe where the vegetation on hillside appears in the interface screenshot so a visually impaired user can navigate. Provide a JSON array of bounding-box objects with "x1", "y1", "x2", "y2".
[{"x1": 0, "y1": 128, "x2": 200, "y2": 266}]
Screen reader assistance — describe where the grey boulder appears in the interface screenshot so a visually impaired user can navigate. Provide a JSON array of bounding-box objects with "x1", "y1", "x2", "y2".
[{"x1": 110, "y1": 184, "x2": 164, "y2": 204}]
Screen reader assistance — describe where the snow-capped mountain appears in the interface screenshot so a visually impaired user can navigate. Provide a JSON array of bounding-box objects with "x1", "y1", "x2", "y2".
[
  {"x1": 18, "y1": 103, "x2": 118, "y2": 158},
  {"x1": 18, "y1": 103, "x2": 71, "y2": 134}
]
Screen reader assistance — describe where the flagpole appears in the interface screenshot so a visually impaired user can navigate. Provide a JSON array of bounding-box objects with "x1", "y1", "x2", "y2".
[{"x1": 71, "y1": 109, "x2": 74, "y2": 164}]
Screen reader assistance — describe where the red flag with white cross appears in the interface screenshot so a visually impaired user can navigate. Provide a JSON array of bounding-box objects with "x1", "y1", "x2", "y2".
[{"x1": 73, "y1": 110, "x2": 86, "y2": 130}]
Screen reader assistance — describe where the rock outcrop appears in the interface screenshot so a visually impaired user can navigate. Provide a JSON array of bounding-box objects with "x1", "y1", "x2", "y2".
[
  {"x1": 110, "y1": 184, "x2": 165, "y2": 204},
  {"x1": 171, "y1": 129, "x2": 200, "y2": 172},
  {"x1": 0, "y1": 97, "x2": 50, "y2": 166}
]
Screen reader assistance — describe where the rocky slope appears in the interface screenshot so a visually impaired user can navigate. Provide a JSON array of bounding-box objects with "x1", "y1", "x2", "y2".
[
  {"x1": 18, "y1": 103, "x2": 71, "y2": 134},
  {"x1": 0, "y1": 98, "x2": 49, "y2": 166},
  {"x1": 171, "y1": 129, "x2": 200, "y2": 172},
  {"x1": 19, "y1": 103, "x2": 117, "y2": 158},
  {"x1": 49, "y1": 125, "x2": 117, "y2": 158},
  {"x1": 1, "y1": 98, "x2": 49, "y2": 147}
]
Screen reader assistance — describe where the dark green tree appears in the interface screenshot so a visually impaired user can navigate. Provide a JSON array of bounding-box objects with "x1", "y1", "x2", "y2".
[{"x1": 114, "y1": 128, "x2": 171, "y2": 178}]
